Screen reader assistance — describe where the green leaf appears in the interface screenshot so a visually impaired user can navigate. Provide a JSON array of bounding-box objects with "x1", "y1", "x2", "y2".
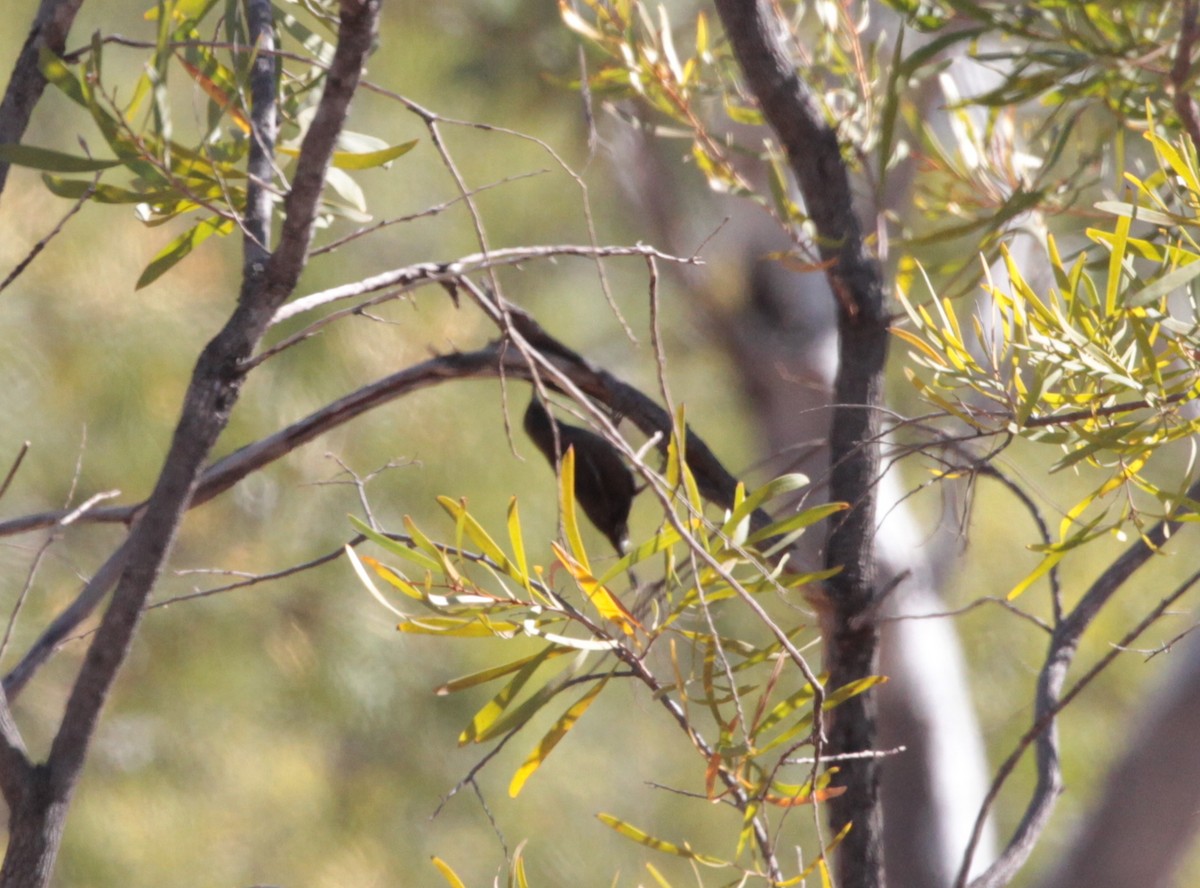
[
  {"x1": 349, "y1": 515, "x2": 442, "y2": 574},
  {"x1": 1104, "y1": 207, "x2": 1131, "y2": 315},
  {"x1": 1128, "y1": 259, "x2": 1200, "y2": 308},
  {"x1": 595, "y1": 525, "x2": 683, "y2": 587},
  {"x1": 877, "y1": 25, "x2": 905, "y2": 185},
  {"x1": 466, "y1": 658, "x2": 585, "y2": 745},
  {"x1": 1007, "y1": 550, "x2": 1065, "y2": 600},
  {"x1": 1093, "y1": 200, "x2": 1177, "y2": 228},
  {"x1": 717, "y1": 473, "x2": 810, "y2": 542},
  {"x1": 38, "y1": 48, "x2": 87, "y2": 106},
  {"x1": 0, "y1": 144, "x2": 122, "y2": 173},
  {"x1": 334, "y1": 139, "x2": 418, "y2": 169},
  {"x1": 459, "y1": 647, "x2": 556, "y2": 745},
  {"x1": 323, "y1": 166, "x2": 367, "y2": 214},
  {"x1": 823, "y1": 674, "x2": 887, "y2": 708},
  {"x1": 509, "y1": 676, "x2": 609, "y2": 796},
  {"x1": 898, "y1": 26, "x2": 987, "y2": 78},
  {"x1": 437, "y1": 649, "x2": 570, "y2": 696},
  {"x1": 136, "y1": 215, "x2": 234, "y2": 289},
  {"x1": 42, "y1": 175, "x2": 174, "y2": 204},
  {"x1": 506, "y1": 497, "x2": 534, "y2": 597},
  {"x1": 596, "y1": 814, "x2": 726, "y2": 866},
  {"x1": 743, "y1": 501, "x2": 849, "y2": 547},
  {"x1": 437, "y1": 496, "x2": 513, "y2": 575}
]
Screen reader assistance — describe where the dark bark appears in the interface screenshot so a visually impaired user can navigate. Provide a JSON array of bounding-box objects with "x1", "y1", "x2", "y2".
[
  {"x1": 0, "y1": 2, "x2": 378, "y2": 884},
  {"x1": 713, "y1": 3, "x2": 890, "y2": 885},
  {"x1": 0, "y1": 0, "x2": 86, "y2": 199}
]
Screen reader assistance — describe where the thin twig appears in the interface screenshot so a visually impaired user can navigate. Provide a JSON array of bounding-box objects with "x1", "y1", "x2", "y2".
[
  {"x1": 310, "y1": 170, "x2": 547, "y2": 257},
  {"x1": 0, "y1": 180, "x2": 95, "y2": 294},
  {"x1": 876, "y1": 594, "x2": 1052, "y2": 635},
  {"x1": 0, "y1": 442, "x2": 30, "y2": 503}
]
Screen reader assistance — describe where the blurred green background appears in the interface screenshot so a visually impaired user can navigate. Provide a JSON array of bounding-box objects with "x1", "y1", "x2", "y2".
[{"x1": 2, "y1": 1, "x2": 1198, "y2": 886}]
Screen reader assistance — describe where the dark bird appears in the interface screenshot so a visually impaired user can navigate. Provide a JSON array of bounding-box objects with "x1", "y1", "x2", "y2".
[{"x1": 524, "y1": 395, "x2": 636, "y2": 555}]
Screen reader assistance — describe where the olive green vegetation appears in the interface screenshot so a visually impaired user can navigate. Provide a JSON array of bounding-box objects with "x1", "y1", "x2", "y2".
[
  {"x1": 3, "y1": 2, "x2": 1200, "y2": 886},
  {"x1": 0, "y1": 3, "x2": 762, "y2": 886}
]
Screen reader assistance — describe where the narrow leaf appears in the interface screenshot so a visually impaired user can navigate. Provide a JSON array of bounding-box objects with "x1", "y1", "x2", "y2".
[
  {"x1": 0, "y1": 144, "x2": 121, "y2": 172},
  {"x1": 459, "y1": 647, "x2": 554, "y2": 745},
  {"x1": 717, "y1": 474, "x2": 809, "y2": 540},
  {"x1": 1105, "y1": 209, "x2": 1131, "y2": 315},
  {"x1": 553, "y1": 542, "x2": 641, "y2": 635},
  {"x1": 509, "y1": 676, "x2": 609, "y2": 796},
  {"x1": 437, "y1": 496, "x2": 512, "y2": 573},
  {"x1": 596, "y1": 814, "x2": 726, "y2": 866},
  {"x1": 349, "y1": 515, "x2": 442, "y2": 574},
  {"x1": 744, "y1": 502, "x2": 848, "y2": 546},
  {"x1": 431, "y1": 857, "x2": 468, "y2": 888},
  {"x1": 136, "y1": 215, "x2": 234, "y2": 289},
  {"x1": 1129, "y1": 259, "x2": 1200, "y2": 308},
  {"x1": 1007, "y1": 550, "x2": 1066, "y2": 600},
  {"x1": 559, "y1": 447, "x2": 590, "y2": 572},
  {"x1": 506, "y1": 497, "x2": 534, "y2": 596},
  {"x1": 437, "y1": 649, "x2": 569, "y2": 695},
  {"x1": 345, "y1": 545, "x2": 406, "y2": 618}
]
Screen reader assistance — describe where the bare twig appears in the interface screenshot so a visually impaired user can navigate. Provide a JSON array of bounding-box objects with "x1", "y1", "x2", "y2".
[
  {"x1": 0, "y1": 442, "x2": 30, "y2": 503},
  {"x1": 0, "y1": 180, "x2": 95, "y2": 294},
  {"x1": 973, "y1": 463, "x2": 1063, "y2": 623},
  {"x1": 310, "y1": 170, "x2": 547, "y2": 257},
  {"x1": 958, "y1": 481, "x2": 1200, "y2": 888},
  {"x1": 360, "y1": 84, "x2": 638, "y2": 343},
  {"x1": 877, "y1": 595, "x2": 1052, "y2": 635}
]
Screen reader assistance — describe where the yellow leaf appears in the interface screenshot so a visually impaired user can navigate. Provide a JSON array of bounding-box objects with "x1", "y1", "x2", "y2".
[
  {"x1": 507, "y1": 497, "x2": 534, "y2": 597},
  {"x1": 553, "y1": 543, "x2": 642, "y2": 635},
  {"x1": 459, "y1": 648, "x2": 554, "y2": 744},
  {"x1": 431, "y1": 857, "x2": 467, "y2": 888},
  {"x1": 890, "y1": 325, "x2": 950, "y2": 366},
  {"x1": 596, "y1": 814, "x2": 727, "y2": 866},
  {"x1": 1008, "y1": 550, "x2": 1065, "y2": 600},
  {"x1": 509, "y1": 676, "x2": 608, "y2": 796},
  {"x1": 559, "y1": 447, "x2": 590, "y2": 573}
]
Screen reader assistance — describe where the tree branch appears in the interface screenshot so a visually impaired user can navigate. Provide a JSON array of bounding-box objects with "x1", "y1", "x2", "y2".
[
  {"x1": 1172, "y1": 0, "x2": 1200, "y2": 151},
  {"x1": 959, "y1": 479, "x2": 1200, "y2": 888},
  {"x1": 0, "y1": 3, "x2": 378, "y2": 885},
  {"x1": 712, "y1": 3, "x2": 889, "y2": 885},
  {"x1": 0, "y1": 0, "x2": 86, "y2": 199},
  {"x1": 269, "y1": 243, "x2": 696, "y2": 326}
]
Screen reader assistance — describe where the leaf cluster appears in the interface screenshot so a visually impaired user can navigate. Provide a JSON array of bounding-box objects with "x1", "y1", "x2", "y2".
[
  {"x1": 896, "y1": 122, "x2": 1200, "y2": 596},
  {"x1": 350, "y1": 432, "x2": 862, "y2": 885},
  {"x1": 0, "y1": 0, "x2": 414, "y2": 288}
]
